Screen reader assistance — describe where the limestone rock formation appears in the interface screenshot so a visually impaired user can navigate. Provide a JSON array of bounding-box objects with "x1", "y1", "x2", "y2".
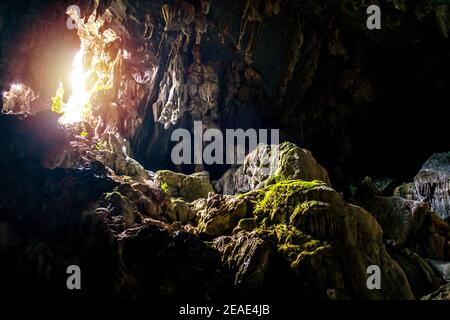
[
  {"x1": 386, "y1": 246, "x2": 445, "y2": 299},
  {"x1": 364, "y1": 196, "x2": 450, "y2": 260},
  {"x1": 222, "y1": 179, "x2": 417, "y2": 299},
  {"x1": 96, "y1": 132, "x2": 150, "y2": 182},
  {"x1": 427, "y1": 259, "x2": 450, "y2": 282},
  {"x1": 215, "y1": 142, "x2": 331, "y2": 194},
  {"x1": 415, "y1": 152, "x2": 450, "y2": 220},
  {"x1": 213, "y1": 232, "x2": 273, "y2": 292},
  {"x1": 194, "y1": 193, "x2": 248, "y2": 237},
  {"x1": 164, "y1": 198, "x2": 195, "y2": 224},
  {"x1": 394, "y1": 182, "x2": 420, "y2": 201},
  {"x1": 1, "y1": 0, "x2": 450, "y2": 303},
  {"x1": 155, "y1": 170, "x2": 214, "y2": 202},
  {"x1": 2, "y1": 83, "x2": 36, "y2": 115}
]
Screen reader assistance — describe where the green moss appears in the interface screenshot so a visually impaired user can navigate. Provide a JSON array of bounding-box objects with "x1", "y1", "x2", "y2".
[
  {"x1": 291, "y1": 243, "x2": 330, "y2": 268},
  {"x1": 156, "y1": 170, "x2": 213, "y2": 202},
  {"x1": 253, "y1": 179, "x2": 326, "y2": 224},
  {"x1": 236, "y1": 217, "x2": 256, "y2": 231},
  {"x1": 254, "y1": 223, "x2": 329, "y2": 267},
  {"x1": 255, "y1": 223, "x2": 309, "y2": 245},
  {"x1": 278, "y1": 240, "x2": 328, "y2": 261},
  {"x1": 51, "y1": 84, "x2": 64, "y2": 114},
  {"x1": 161, "y1": 182, "x2": 169, "y2": 193},
  {"x1": 104, "y1": 191, "x2": 128, "y2": 206},
  {"x1": 289, "y1": 200, "x2": 325, "y2": 226}
]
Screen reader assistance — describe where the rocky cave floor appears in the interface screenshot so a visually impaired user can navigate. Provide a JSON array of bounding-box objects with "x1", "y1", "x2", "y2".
[{"x1": 0, "y1": 109, "x2": 449, "y2": 301}]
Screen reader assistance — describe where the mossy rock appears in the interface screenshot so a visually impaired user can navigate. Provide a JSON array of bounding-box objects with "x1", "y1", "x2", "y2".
[
  {"x1": 393, "y1": 182, "x2": 419, "y2": 200},
  {"x1": 239, "y1": 179, "x2": 416, "y2": 299},
  {"x1": 180, "y1": 172, "x2": 214, "y2": 202},
  {"x1": 234, "y1": 218, "x2": 256, "y2": 233},
  {"x1": 155, "y1": 170, "x2": 185, "y2": 196},
  {"x1": 103, "y1": 191, "x2": 137, "y2": 226},
  {"x1": 249, "y1": 179, "x2": 344, "y2": 239},
  {"x1": 215, "y1": 142, "x2": 331, "y2": 195},
  {"x1": 196, "y1": 194, "x2": 248, "y2": 237},
  {"x1": 273, "y1": 142, "x2": 330, "y2": 185},
  {"x1": 155, "y1": 170, "x2": 214, "y2": 202},
  {"x1": 165, "y1": 198, "x2": 194, "y2": 224}
]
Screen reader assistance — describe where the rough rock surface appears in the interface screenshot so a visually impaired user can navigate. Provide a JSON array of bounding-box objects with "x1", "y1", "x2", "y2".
[
  {"x1": 215, "y1": 142, "x2": 330, "y2": 194},
  {"x1": 415, "y1": 152, "x2": 450, "y2": 220},
  {"x1": 1, "y1": 106, "x2": 449, "y2": 301},
  {"x1": 354, "y1": 174, "x2": 450, "y2": 297},
  {"x1": 394, "y1": 182, "x2": 420, "y2": 201},
  {"x1": 427, "y1": 259, "x2": 450, "y2": 282},
  {"x1": 155, "y1": 170, "x2": 214, "y2": 202},
  {"x1": 2, "y1": 83, "x2": 37, "y2": 115},
  {"x1": 386, "y1": 246, "x2": 445, "y2": 298},
  {"x1": 422, "y1": 284, "x2": 450, "y2": 300},
  {"x1": 230, "y1": 180, "x2": 416, "y2": 299},
  {"x1": 195, "y1": 193, "x2": 248, "y2": 238},
  {"x1": 96, "y1": 133, "x2": 151, "y2": 182},
  {"x1": 213, "y1": 232, "x2": 273, "y2": 292},
  {"x1": 2, "y1": 0, "x2": 450, "y2": 193},
  {"x1": 364, "y1": 196, "x2": 450, "y2": 260}
]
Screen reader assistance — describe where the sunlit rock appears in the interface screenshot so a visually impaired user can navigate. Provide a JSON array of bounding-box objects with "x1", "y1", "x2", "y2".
[
  {"x1": 213, "y1": 179, "x2": 416, "y2": 299},
  {"x1": 2, "y1": 83, "x2": 36, "y2": 115},
  {"x1": 195, "y1": 193, "x2": 248, "y2": 237},
  {"x1": 215, "y1": 142, "x2": 330, "y2": 194},
  {"x1": 155, "y1": 170, "x2": 214, "y2": 202}
]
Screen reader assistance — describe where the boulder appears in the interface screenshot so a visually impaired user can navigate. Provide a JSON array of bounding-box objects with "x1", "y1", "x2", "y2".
[
  {"x1": 164, "y1": 198, "x2": 194, "y2": 224},
  {"x1": 394, "y1": 182, "x2": 420, "y2": 201},
  {"x1": 102, "y1": 191, "x2": 140, "y2": 228},
  {"x1": 117, "y1": 181, "x2": 166, "y2": 220},
  {"x1": 235, "y1": 179, "x2": 416, "y2": 299},
  {"x1": 97, "y1": 132, "x2": 150, "y2": 182},
  {"x1": 215, "y1": 142, "x2": 330, "y2": 194},
  {"x1": 364, "y1": 196, "x2": 450, "y2": 260},
  {"x1": 213, "y1": 232, "x2": 273, "y2": 292},
  {"x1": 386, "y1": 246, "x2": 444, "y2": 298},
  {"x1": 195, "y1": 193, "x2": 248, "y2": 237},
  {"x1": 155, "y1": 170, "x2": 214, "y2": 202}
]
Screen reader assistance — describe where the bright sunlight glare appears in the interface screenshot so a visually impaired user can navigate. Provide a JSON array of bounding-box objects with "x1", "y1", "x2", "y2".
[{"x1": 58, "y1": 48, "x2": 91, "y2": 124}]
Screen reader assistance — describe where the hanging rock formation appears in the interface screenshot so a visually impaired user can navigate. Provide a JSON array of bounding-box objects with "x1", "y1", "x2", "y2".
[{"x1": 415, "y1": 152, "x2": 450, "y2": 220}]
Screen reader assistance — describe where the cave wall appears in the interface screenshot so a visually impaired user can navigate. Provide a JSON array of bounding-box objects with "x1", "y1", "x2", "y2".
[{"x1": 1, "y1": 0, "x2": 450, "y2": 191}]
